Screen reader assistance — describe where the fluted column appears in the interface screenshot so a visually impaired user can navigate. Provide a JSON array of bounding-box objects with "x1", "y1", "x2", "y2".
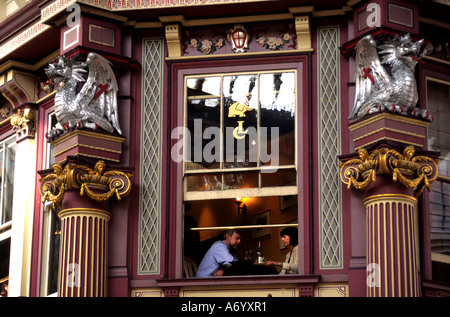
[
  {"x1": 40, "y1": 158, "x2": 132, "y2": 297},
  {"x1": 340, "y1": 144, "x2": 438, "y2": 297},
  {"x1": 58, "y1": 208, "x2": 110, "y2": 297},
  {"x1": 364, "y1": 192, "x2": 420, "y2": 297}
]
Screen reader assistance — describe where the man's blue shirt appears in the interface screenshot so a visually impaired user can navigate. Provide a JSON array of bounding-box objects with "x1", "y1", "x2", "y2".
[{"x1": 195, "y1": 240, "x2": 237, "y2": 277}]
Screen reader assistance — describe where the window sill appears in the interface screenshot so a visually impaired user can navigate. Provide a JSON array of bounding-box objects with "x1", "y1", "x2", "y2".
[{"x1": 156, "y1": 274, "x2": 320, "y2": 287}]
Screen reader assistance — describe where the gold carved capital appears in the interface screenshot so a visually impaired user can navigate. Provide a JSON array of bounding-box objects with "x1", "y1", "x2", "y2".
[
  {"x1": 340, "y1": 145, "x2": 439, "y2": 197},
  {"x1": 40, "y1": 160, "x2": 132, "y2": 210}
]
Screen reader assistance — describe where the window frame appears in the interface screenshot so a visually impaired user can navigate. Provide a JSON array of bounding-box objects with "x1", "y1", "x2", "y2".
[
  {"x1": 39, "y1": 107, "x2": 61, "y2": 297},
  {"x1": 419, "y1": 64, "x2": 450, "y2": 284},
  {"x1": 425, "y1": 75, "x2": 450, "y2": 283},
  {"x1": 169, "y1": 55, "x2": 311, "y2": 281}
]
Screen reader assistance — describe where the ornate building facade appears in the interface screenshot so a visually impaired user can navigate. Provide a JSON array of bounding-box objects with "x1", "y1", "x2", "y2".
[{"x1": 0, "y1": 0, "x2": 448, "y2": 298}]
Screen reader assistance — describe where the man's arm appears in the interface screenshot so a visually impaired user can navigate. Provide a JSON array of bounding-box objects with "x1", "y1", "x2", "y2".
[{"x1": 212, "y1": 242, "x2": 235, "y2": 275}]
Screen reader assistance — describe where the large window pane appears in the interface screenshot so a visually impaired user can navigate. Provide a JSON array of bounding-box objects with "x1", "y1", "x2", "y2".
[
  {"x1": 184, "y1": 71, "x2": 297, "y2": 197},
  {"x1": 427, "y1": 78, "x2": 450, "y2": 283},
  {"x1": 260, "y1": 73, "x2": 295, "y2": 166}
]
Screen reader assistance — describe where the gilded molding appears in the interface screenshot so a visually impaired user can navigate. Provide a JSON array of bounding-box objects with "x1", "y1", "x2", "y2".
[
  {"x1": 340, "y1": 145, "x2": 439, "y2": 197},
  {"x1": 40, "y1": 160, "x2": 132, "y2": 209},
  {"x1": 10, "y1": 108, "x2": 37, "y2": 140}
]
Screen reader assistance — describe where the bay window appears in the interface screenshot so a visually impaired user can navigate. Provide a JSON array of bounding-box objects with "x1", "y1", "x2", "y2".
[{"x1": 178, "y1": 65, "x2": 302, "y2": 278}]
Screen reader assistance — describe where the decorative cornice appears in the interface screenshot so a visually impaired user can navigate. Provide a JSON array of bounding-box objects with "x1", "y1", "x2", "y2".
[
  {"x1": 340, "y1": 145, "x2": 439, "y2": 197},
  {"x1": 1, "y1": 0, "x2": 355, "y2": 60}
]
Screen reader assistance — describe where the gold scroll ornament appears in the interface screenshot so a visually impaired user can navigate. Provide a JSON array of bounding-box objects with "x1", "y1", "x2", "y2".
[
  {"x1": 339, "y1": 145, "x2": 439, "y2": 197},
  {"x1": 40, "y1": 160, "x2": 132, "y2": 210}
]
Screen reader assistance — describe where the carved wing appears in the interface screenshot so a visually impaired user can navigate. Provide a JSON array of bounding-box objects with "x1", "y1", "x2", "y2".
[
  {"x1": 78, "y1": 52, "x2": 122, "y2": 134},
  {"x1": 349, "y1": 35, "x2": 391, "y2": 120}
]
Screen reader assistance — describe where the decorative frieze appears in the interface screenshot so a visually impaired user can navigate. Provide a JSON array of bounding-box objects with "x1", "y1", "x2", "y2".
[{"x1": 178, "y1": 22, "x2": 301, "y2": 58}]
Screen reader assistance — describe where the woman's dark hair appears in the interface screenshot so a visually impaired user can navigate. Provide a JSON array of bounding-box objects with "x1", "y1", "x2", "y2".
[{"x1": 280, "y1": 227, "x2": 298, "y2": 246}]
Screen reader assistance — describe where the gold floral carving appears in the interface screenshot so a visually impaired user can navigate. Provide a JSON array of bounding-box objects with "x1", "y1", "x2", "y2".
[
  {"x1": 40, "y1": 160, "x2": 132, "y2": 209},
  {"x1": 339, "y1": 145, "x2": 438, "y2": 197}
]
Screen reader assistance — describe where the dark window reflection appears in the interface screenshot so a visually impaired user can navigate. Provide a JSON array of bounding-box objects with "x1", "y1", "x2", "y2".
[{"x1": 185, "y1": 72, "x2": 296, "y2": 192}]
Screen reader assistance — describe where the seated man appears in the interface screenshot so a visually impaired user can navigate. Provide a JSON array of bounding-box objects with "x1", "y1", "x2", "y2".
[{"x1": 195, "y1": 229, "x2": 242, "y2": 277}]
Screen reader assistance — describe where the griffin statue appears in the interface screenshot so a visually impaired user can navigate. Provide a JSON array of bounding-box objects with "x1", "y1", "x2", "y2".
[
  {"x1": 350, "y1": 33, "x2": 432, "y2": 121},
  {"x1": 45, "y1": 52, "x2": 121, "y2": 140}
]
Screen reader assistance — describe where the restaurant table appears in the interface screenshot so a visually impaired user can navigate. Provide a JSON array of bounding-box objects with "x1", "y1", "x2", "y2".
[{"x1": 223, "y1": 261, "x2": 278, "y2": 276}]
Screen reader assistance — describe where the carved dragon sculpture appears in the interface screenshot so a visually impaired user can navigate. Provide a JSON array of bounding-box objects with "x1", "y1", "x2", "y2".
[
  {"x1": 350, "y1": 34, "x2": 433, "y2": 121},
  {"x1": 45, "y1": 52, "x2": 121, "y2": 140}
]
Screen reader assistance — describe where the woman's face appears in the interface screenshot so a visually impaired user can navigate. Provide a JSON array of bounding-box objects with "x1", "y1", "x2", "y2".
[{"x1": 281, "y1": 235, "x2": 291, "y2": 247}]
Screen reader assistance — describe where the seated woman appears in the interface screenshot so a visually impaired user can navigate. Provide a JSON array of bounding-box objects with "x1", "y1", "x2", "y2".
[{"x1": 265, "y1": 227, "x2": 298, "y2": 274}]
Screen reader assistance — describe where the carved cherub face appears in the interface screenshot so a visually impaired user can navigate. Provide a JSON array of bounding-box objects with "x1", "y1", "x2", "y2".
[
  {"x1": 53, "y1": 163, "x2": 63, "y2": 175},
  {"x1": 403, "y1": 146, "x2": 415, "y2": 160},
  {"x1": 358, "y1": 148, "x2": 369, "y2": 161},
  {"x1": 94, "y1": 161, "x2": 106, "y2": 174}
]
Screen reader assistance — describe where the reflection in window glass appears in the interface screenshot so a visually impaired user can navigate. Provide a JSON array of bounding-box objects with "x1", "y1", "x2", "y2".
[
  {"x1": 260, "y1": 73, "x2": 295, "y2": 167},
  {"x1": 0, "y1": 137, "x2": 16, "y2": 225},
  {"x1": 47, "y1": 207, "x2": 61, "y2": 295},
  {"x1": 184, "y1": 71, "x2": 296, "y2": 195},
  {"x1": 187, "y1": 77, "x2": 221, "y2": 97},
  {"x1": 186, "y1": 98, "x2": 221, "y2": 170},
  {"x1": 47, "y1": 113, "x2": 60, "y2": 167}
]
